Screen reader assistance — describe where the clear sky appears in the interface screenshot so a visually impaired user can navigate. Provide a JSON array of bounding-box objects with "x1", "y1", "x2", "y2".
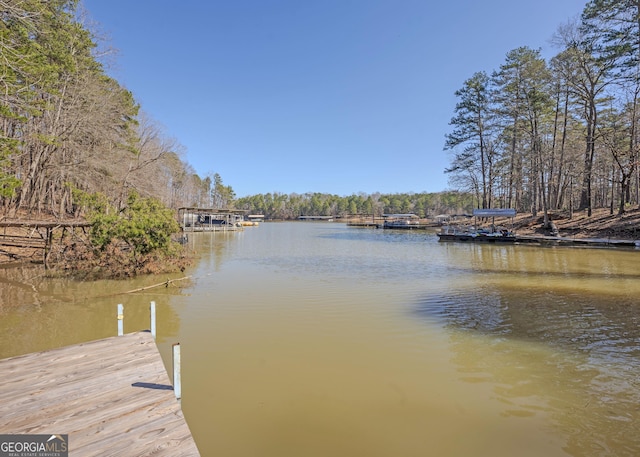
[{"x1": 82, "y1": 0, "x2": 588, "y2": 198}]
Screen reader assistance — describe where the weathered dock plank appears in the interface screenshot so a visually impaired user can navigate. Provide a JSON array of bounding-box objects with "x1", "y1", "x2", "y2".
[{"x1": 0, "y1": 331, "x2": 200, "y2": 456}]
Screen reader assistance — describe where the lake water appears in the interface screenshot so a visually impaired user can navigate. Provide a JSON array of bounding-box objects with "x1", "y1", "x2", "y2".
[{"x1": 1, "y1": 222, "x2": 639, "y2": 456}]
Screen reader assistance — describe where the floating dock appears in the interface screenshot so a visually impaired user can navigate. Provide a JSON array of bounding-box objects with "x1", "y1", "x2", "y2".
[
  {"x1": 0, "y1": 331, "x2": 200, "y2": 456},
  {"x1": 347, "y1": 221, "x2": 381, "y2": 228},
  {"x1": 438, "y1": 232, "x2": 639, "y2": 248},
  {"x1": 346, "y1": 220, "x2": 436, "y2": 229},
  {"x1": 515, "y1": 234, "x2": 639, "y2": 248}
]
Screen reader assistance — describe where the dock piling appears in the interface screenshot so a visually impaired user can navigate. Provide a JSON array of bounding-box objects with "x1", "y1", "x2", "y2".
[
  {"x1": 116, "y1": 301, "x2": 182, "y2": 399},
  {"x1": 150, "y1": 301, "x2": 157, "y2": 339},
  {"x1": 173, "y1": 343, "x2": 182, "y2": 400},
  {"x1": 117, "y1": 303, "x2": 124, "y2": 336}
]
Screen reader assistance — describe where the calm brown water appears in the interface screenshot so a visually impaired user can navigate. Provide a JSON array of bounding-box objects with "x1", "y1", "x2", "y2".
[{"x1": 1, "y1": 222, "x2": 640, "y2": 456}]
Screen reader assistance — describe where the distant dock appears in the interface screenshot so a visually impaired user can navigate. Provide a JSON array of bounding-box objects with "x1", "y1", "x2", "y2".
[
  {"x1": 437, "y1": 232, "x2": 640, "y2": 248},
  {"x1": 0, "y1": 331, "x2": 200, "y2": 456},
  {"x1": 514, "y1": 234, "x2": 640, "y2": 248},
  {"x1": 347, "y1": 221, "x2": 381, "y2": 228},
  {"x1": 346, "y1": 214, "x2": 436, "y2": 230}
]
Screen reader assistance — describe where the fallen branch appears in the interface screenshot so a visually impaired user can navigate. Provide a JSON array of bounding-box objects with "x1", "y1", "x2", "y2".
[{"x1": 122, "y1": 276, "x2": 191, "y2": 294}]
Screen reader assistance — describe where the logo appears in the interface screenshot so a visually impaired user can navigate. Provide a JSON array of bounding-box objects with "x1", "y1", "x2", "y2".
[{"x1": 0, "y1": 434, "x2": 68, "y2": 457}]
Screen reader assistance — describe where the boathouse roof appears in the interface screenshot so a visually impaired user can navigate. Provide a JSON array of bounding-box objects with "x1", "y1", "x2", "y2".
[{"x1": 472, "y1": 209, "x2": 516, "y2": 218}]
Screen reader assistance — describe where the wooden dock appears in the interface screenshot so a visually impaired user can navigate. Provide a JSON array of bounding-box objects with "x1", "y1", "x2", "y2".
[
  {"x1": 347, "y1": 220, "x2": 437, "y2": 229},
  {"x1": 437, "y1": 231, "x2": 640, "y2": 248},
  {"x1": 346, "y1": 221, "x2": 380, "y2": 228},
  {"x1": 0, "y1": 220, "x2": 91, "y2": 266},
  {"x1": 0, "y1": 331, "x2": 200, "y2": 456},
  {"x1": 515, "y1": 234, "x2": 639, "y2": 248}
]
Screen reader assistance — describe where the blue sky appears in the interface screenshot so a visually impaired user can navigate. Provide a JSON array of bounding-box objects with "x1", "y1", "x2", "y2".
[{"x1": 82, "y1": 0, "x2": 588, "y2": 198}]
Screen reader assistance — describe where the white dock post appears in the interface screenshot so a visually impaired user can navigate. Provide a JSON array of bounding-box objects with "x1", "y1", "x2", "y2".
[
  {"x1": 117, "y1": 304, "x2": 124, "y2": 336},
  {"x1": 173, "y1": 343, "x2": 182, "y2": 400},
  {"x1": 150, "y1": 301, "x2": 157, "y2": 339}
]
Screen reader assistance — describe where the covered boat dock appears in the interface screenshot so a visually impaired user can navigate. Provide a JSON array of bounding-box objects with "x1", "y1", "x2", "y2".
[
  {"x1": 178, "y1": 207, "x2": 246, "y2": 232},
  {"x1": 438, "y1": 208, "x2": 517, "y2": 242}
]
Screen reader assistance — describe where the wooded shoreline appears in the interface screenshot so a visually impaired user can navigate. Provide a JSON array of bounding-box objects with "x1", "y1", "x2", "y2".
[{"x1": 1, "y1": 207, "x2": 638, "y2": 269}]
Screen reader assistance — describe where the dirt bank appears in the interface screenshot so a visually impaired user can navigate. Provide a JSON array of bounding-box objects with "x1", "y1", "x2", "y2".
[
  {"x1": 512, "y1": 208, "x2": 640, "y2": 241},
  {"x1": 0, "y1": 217, "x2": 191, "y2": 276}
]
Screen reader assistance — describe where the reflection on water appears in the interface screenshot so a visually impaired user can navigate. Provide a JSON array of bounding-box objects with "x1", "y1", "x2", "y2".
[
  {"x1": 1, "y1": 222, "x2": 640, "y2": 456},
  {"x1": 415, "y1": 244, "x2": 640, "y2": 457},
  {"x1": 416, "y1": 287, "x2": 640, "y2": 455}
]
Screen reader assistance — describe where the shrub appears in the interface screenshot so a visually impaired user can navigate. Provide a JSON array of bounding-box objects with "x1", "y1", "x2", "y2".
[{"x1": 69, "y1": 189, "x2": 185, "y2": 276}]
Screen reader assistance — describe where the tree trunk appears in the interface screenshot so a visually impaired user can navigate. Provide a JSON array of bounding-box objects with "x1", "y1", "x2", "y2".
[{"x1": 579, "y1": 101, "x2": 597, "y2": 217}]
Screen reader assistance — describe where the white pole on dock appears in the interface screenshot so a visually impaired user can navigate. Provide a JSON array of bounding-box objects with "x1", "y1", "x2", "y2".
[
  {"x1": 150, "y1": 301, "x2": 156, "y2": 339},
  {"x1": 117, "y1": 304, "x2": 124, "y2": 336},
  {"x1": 173, "y1": 343, "x2": 182, "y2": 400}
]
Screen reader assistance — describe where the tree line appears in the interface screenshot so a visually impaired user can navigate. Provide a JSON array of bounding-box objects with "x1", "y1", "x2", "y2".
[
  {"x1": 445, "y1": 1, "x2": 640, "y2": 224},
  {"x1": 0, "y1": 0, "x2": 221, "y2": 218},
  {"x1": 235, "y1": 191, "x2": 473, "y2": 220}
]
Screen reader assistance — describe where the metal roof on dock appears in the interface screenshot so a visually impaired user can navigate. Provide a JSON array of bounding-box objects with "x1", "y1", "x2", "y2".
[{"x1": 472, "y1": 209, "x2": 516, "y2": 217}]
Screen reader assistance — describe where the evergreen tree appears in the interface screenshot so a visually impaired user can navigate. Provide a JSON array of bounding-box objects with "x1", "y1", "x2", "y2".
[{"x1": 445, "y1": 72, "x2": 495, "y2": 208}]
